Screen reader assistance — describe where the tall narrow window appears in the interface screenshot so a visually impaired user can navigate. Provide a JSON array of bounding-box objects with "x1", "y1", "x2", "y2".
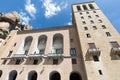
[
  {"x1": 83, "y1": 5, "x2": 88, "y2": 10},
  {"x1": 93, "y1": 56, "x2": 99, "y2": 61},
  {"x1": 8, "y1": 50, "x2": 13, "y2": 57},
  {"x1": 70, "y1": 48, "x2": 76, "y2": 56},
  {"x1": 98, "y1": 70, "x2": 103, "y2": 75},
  {"x1": 106, "y1": 32, "x2": 111, "y2": 37},
  {"x1": 86, "y1": 34, "x2": 91, "y2": 38},
  {"x1": 76, "y1": 6, "x2": 81, "y2": 11},
  {"x1": 15, "y1": 59, "x2": 21, "y2": 65},
  {"x1": 110, "y1": 41, "x2": 119, "y2": 48},
  {"x1": 89, "y1": 4, "x2": 95, "y2": 9}
]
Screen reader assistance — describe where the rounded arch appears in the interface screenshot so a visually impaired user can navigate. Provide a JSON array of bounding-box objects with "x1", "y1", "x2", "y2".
[
  {"x1": 38, "y1": 35, "x2": 47, "y2": 50},
  {"x1": 28, "y1": 70, "x2": 37, "y2": 80},
  {"x1": 0, "y1": 70, "x2": 2, "y2": 78},
  {"x1": 88, "y1": 4, "x2": 95, "y2": 9},
  {"x1": 70, "y1": 71, "x2": 82, "y2": 80},
  {"x1": 49, "y1": 71, "x2": 61, "y2": 80},
  {"x1": 24, "y1": 36, "x2": 33, "y2": 54},
  {"x1": 9, "y1": 70, "x2": 17, "y2": 80},
  {"x1": 52, "y1": 33, "x2": 63, "y2": 54}
]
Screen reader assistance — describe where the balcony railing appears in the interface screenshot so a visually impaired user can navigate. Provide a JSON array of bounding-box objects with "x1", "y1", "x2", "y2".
[
  {"x1": 28, "y1": 54, "x2": 43, "y2": 59},
  {"x1": 87, "y1": 48, "x2": 101, "y2": 56},
  {"x1": 46, "y1": 53, "x2": 63, "y2": 58},
  {"x1": 12, "y1": 54, "x2": 27, "y2": 58},
  {"x1": 111, "y1": 47, "x2": 120, "y2": 55}
]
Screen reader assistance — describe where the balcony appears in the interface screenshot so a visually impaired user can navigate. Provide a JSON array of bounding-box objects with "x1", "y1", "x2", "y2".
[
  {"x1": 12, "y1": 54, "x2": 27, "y2": 59},
  {"x1": 87, "y1": 48, "x2": 101, "y2": 56},
  {"x1": 1, "y1": 56, "x2": 12, "y2": 60},
  {"x1": 27, "y1": 54, "x2": 43, "y2": 59},
  {"x1": 111, "y1": 47, "x2": 120, "y2": 55},
  {"x1": 46, "y1": 53, "x2": 63, "y2": 59}
]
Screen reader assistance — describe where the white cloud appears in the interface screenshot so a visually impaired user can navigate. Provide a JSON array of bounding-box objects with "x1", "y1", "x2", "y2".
[
  {"x1": 19, "y1": 11, "x2": 31, "y2": 25},
  {"x1": 41, "y1": 0, "x2": 68, "y2": 18},
  {"x1": 67, "y1": 21, "x2": 72, "y2": 25},
  {"x1": 25, "y1": 0, "x2": 37, "y2": 18}
]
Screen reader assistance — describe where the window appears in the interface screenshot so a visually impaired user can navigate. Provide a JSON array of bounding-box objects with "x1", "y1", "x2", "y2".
[
  {"x1": 39, "y1": 49, "x2": 45, "y2": 54},
  {"x1": 88, "y1": 16, "x2": 91, "y2": 18},
  {"x1": 106, "y1": 32, "x2": 111, "y2": 37},
  {"x1": 82, "y1": 21, "x2": 86, "y2": 24},
  {"x1": 95, "y1": 15, "x2": 99, "y2": 18},
  {"x1": 93, "y1": 26, "x2": 97, "y2": 30},
  {"x1": 84, "y1": 27, "x2": 88, "y2": 30},
  {"x1": 70, "y1": 38, "x2": 74, "y2": 42},
  {"x1": 80, "y1": 12, "x2": 82, "y2": 15},
  {"x1": 70, "y1": 48, "x2": 76, "y2": 56},
  {"x1": 15, "y1": 59, "x2": 21, "y2": 65},
  {"x1": 13, "y1": 43, "x2": 17, "y2": 47},
  {"x1": 93, "y1": 56, "x2": 99, "y2": 61},
  {"x1": 98, "y1": 19, "x2": 102, "y2": 23},
  {"x1": 76, "y1": 5, "x2": 81, "y2": 11},
  {"x1": 33, "y1": 59, "x2": 38, "y2": 65},
  {"x1": 98, "y1": 70, "x2": 103, "y2": 75},
  {"x1": 89, "y1": 4, "x2": 95, "y2": 9},
  {"x1": 93, "y1": 11, "x2": 96, "y2": 13},
  {"x1": 81, "y1": 16, "x2": 84, "y2": 19},
  {"x1": 53, "y1": 59, "x2": 58, "y2": 65},
  {"x1": 110, "y1": 41, "x2": 119, "y2": 48},
  {"x1": 83, "y1": 5, "x2": 88, "y2": 10},
  {"x1": 56, "y1": 48, "x2": 63, "y2": 54},
  {"x1": 86, "y1": 34, "x2": 91, "y2": 38},
  {"x1": 88, "y1": 43, "x2": 96, "y2": 49},
  {"x1": 90, "y1": 20, "x2": 94, "y2": 24},
  {"x1": 8, "y1": 50, "x2": 13, "y2": 57},
  {"x1": 2, "y1": 60, "x2": 7, "y2": 64},
  {"x1": 102, "y1": 25, "x2": 106, "y2": 29},
  {"x1": 72, "y1": 59, "x2": 77, "y2": 64},
  {"x1": 86, "y1": 12, "x2": 89, "y2": 14}
]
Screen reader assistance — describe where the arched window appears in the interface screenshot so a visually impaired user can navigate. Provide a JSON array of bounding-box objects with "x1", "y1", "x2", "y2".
[
  {"x1": 89, "y1": 4, "x2": 95, "y2": 9},
  {"x1": 50, "y1": 71, "x2": 61, "y2": 80},
  {"x1": 0, "y1": 70, "x2": 2, "y2": 78},
  {"x1": 70, "y1": 72, "x2": 82, "y2": 80},
  {"x1": 28, "y1": 71, "x2": 37, "y2": 80},
  {"x1": 82, "y1": 5, "x2": 88, "y2": 10},
  {"x1": 52, "y1": 33, "x2": 63, "y2": 54},
  {"x1": 24, "y1": 36, "x2": 33, "y2": 55},
  {"x1": 38, "y1": 35, "x2": 47, "y2": 54},
  {"x1": 9, "y1": 70, "x2": 17, "y2": 80}
]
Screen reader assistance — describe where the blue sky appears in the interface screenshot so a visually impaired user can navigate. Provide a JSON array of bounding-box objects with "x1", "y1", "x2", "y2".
[{"x1": 0, "y1": 0, "x2": 120, "y2": 33}]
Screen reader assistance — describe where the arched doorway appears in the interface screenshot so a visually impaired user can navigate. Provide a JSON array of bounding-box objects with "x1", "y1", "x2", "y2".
[
  {"x1": 50, "y1": 71, "x2": 61, "y2": 80},
  {"x1": 70, "y1": 72, "x2": 82, "y2": 80},
  {"x1": 28, "y1": 71, "x2": 37, "y2": 80},
  {"x1": 9, "y1": 70, "x2": 17, "y2": 80}
]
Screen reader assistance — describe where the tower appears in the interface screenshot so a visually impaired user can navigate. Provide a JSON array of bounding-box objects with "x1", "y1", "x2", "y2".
[{"x1": 72, "y1": 1, "x2": 120, "y2": 80}]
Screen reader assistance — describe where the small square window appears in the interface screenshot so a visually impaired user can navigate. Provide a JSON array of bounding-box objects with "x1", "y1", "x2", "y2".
[
  {"x1": 81, "y1": 16, "x2": 84, "y2": 19},
  {"x1": 84, "y1": 27, "x2": 88, "y2": 30},
  {"x1": 93, "y1": 26, "x2": 97, "y2": 30},
  {"x1": 86, "y1": 34, "x2": 91, "y2": 38},
  {"x1": 86, "y1": 12, "x2": 89, "y2": 14},
  {"x1": 33, "y1": 59, "x2": 38, "y2": 65},
  {"x1": 82, "y1": 21, "x2": 86, "y2": 24},
  {"x1": 106, "y1": 32, "x2": 111, "y2": 37},
  {"x1": 15, "y1": 59, "x2": 21, "y2": 65},
  {"x1": 90, "y1": 20, "x2": 94, "y2": 24},
  {"x1": 98, "y1": 19, "x2": 102, "y2": 23},
  {"x1": 70, "y1": 38, "x2": 74, "y2": 42},
  {"x1": 102, "y1": 25, "x2": 106, "y2": 29},
  {"x1": 98, "y1": 70, "x2": 103, "y2": 75},
  {"x1": 93, "y1": 56, "x2": 99, "y2": 61},
  {"x1": 80, "y1": 13, "x2": 82, "y2": 15},
  {"x1": 13, "y1": 43, "x2": 17, "y2": 47},
  {"x1": 72, "y1": 59, "x2": 77, "y2": 64},
  {"x1": 53, "y1": 59, "x2": 58, "y2": 65},
  {"x1": 93, "y1": 11, "x2": 96, "y2": 13},
  {"x1": 88, "y1": 16, "x2": 91, "y2": 18},
  {"x1": 95, "y1": 15, "x2": 99, "y2": 18}
]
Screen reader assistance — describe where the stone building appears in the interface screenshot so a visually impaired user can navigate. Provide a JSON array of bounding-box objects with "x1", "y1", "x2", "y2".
[{"x1": 0, "y1": 1, "x2": 120, "y2": 80}]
